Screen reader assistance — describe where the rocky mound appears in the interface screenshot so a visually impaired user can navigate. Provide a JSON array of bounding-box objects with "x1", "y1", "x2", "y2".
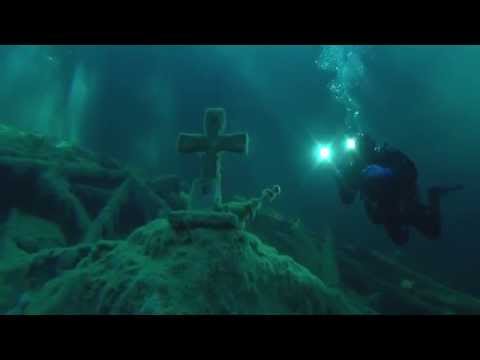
[
  {"x1": 1, "y1": 123, "x2": 479, "y2": 315},
  {"x1": 0, "y1": 217, "x2": 370, "y2": 314}
]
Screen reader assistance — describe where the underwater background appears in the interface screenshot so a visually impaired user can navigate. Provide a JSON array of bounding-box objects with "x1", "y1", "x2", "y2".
[{"x1": 0, "y1": 45, "x2": 479, "y2": 312}]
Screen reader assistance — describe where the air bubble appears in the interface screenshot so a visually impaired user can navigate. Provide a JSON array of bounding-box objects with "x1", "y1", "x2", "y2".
[{"x1": 316, "y1": 45, "x2": 367, "y2": 129}]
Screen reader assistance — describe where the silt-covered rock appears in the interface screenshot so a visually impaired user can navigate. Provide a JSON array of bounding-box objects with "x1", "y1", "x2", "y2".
[{"x1": 0, "y1": 218, "x2": 367, "y2": 314}]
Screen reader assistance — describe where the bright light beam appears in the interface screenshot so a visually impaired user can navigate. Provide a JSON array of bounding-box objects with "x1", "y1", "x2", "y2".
[
  {"x1": 345, "y1": 137, "x2": 356, "y2": 151},
  {"x1": 314, "y1": 144, "x2": 332, "y2": 163}
]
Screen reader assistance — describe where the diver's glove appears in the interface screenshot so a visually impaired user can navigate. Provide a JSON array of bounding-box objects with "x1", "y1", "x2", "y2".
[{"x1": 332, "y1": 166, "x2": 358, "y2": 205}]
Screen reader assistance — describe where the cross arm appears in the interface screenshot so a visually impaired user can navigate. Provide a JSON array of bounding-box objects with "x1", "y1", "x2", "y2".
[
  {"x1": 177, "y1": 133, "x2": 210, "y2": 153},
  {"x1": 216, "y1": 133, "x2": 249, "y2": 154}
]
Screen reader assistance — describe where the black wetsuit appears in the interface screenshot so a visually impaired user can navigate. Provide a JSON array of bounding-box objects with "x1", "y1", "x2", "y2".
[{"x1": 335, "y1": 144, "x2": 446, "y2": 245}]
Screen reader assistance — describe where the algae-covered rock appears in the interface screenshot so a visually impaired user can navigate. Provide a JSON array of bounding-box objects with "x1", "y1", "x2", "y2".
[
  {"x1": 247, "y1": 207, "x2": 326, "y2": 281},
  {"x1": 0, "y1": 219, "x2": 366, "y2": 314}
]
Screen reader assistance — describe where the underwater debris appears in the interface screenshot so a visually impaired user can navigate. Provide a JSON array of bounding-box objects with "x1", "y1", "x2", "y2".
[
  {"x1": 83, "y1": 178, "x2": 132, "y2": 242},
  {"x1": 319, "y1": 226, "x2": 341, "y2": 288},
  {"x1": 83, "y1": 175, "x2": 170, "y2": 242},
  {"x1": 218, "y1": 185, "x2": 282, "y2": 228},
  {"x1": 0, "y1": 124, "x2": 174, "y2": 244},
  {"x1": 34, "y1": 170, "x2": 91, "y2": 244},
  {"x1": 337, "y1": 246, "x2": 480, "y2": 314},
  {"x1": 177, "y1": 108, "x2": 249, "y2": 210}
]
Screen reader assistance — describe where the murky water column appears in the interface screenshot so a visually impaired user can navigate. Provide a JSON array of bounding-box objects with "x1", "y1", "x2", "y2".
[
  {"x1": 315, "y1": 45, "x2": 368, "y2": 132},
  {"x1": 65, "y1": 62, "x2": 95, "y2": 145},
  {"x1": 0, "y1": 46, "x2": 62, "y2": 135},
  {"x1": 0, "y1": 45, "x2": 95, "y2": 146}
]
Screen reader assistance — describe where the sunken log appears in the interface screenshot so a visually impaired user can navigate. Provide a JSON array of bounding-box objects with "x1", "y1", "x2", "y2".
[{"x1": 0, "y1": 156, "x2": 128, "y2": 188}]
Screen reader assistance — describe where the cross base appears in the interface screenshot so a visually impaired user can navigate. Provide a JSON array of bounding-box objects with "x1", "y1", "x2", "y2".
[{"x1": 189, "y1": 177, "x2": 222, "y2": 210}]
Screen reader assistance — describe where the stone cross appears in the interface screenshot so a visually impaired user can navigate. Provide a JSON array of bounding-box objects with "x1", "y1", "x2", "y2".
[{"x1": 177, "y1": 108, "x2": 249, "y2": 210}]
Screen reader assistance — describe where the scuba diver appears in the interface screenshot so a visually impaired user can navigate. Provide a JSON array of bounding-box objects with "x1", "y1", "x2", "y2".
[{"x1": 332, "y1": 132, "x2": 463, "y2": 245}]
